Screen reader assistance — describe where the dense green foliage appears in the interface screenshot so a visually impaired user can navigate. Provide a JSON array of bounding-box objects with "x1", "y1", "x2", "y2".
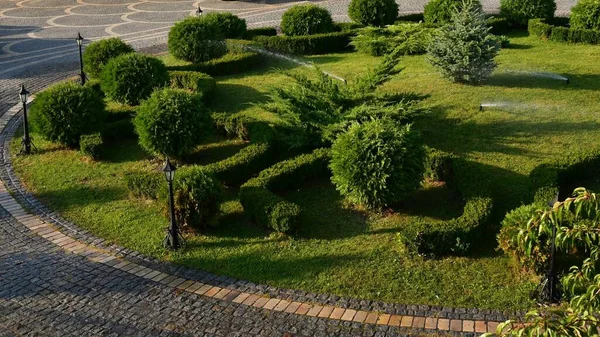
[
  {"x1": 240, "y1": 148, "x2": 331, "y2": 233},
  {"x1": 348, "y1": 0, "x2": 399, "y2": 27},
  {"x1": 168, "y1": 16, "x2": 228, "y2": 63},
  {"x1": 83, "y1": 38, "x2": 134, "y2": 78},
  {"x1": 134, "y1": 89, "x2": 211, "y2": 159},
  {"x1": 29, "y1": 81, "x2": 105, "y2": 148},
  {"x1": 201, "y1": 12, "x2": 247, "y2": 38},
  {"x1": 280, "y1": 4, "x2": 335, "y2": 36},
  {"x1": 427, "y1": 0, "x2": 500, "y2": 84},
  {"x1": 100, "y1": 53, "x2": 169, "y2": 105},
  {"x1": 169, "y1": 71, "x2": 216, "y2": 100},
  {"x1": 424, "y1": 0, "x2": 481, "y2": 24},
  {"x1": 529, "y1": 18, "x2": 600, "y2": 44},
  {"x1": 500, "y1": 0, "x2": 556, "y2": 26},
  {"x1": 165, "y1": 50, "x2": 262, "y2": 76},
  {"x1": 351, "y1": 23, "x2": 437, "y2": 56},
  {"x1": 79, "y1": 133, "x2": 103, "y2": 159},
  {"x1": 570, "y1": 0, "x2": 600, "y2": 30},
  {"x1": 203, "y1": 142, "x2": 273, "y2": 186},
  {"x1": 245, "y1": 27, "x2": 277, "y2": 39},
  {"x1": 253, "y1": 31, "x2": 355, "y2": 55},
  {"x1": 330, "y1": 121, "x2": 424, "y2": 208}
]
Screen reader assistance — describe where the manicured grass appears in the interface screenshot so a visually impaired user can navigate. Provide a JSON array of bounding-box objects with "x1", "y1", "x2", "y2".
[{"x1": 16, "y1": 32, "x2": 600, "y2": 311}]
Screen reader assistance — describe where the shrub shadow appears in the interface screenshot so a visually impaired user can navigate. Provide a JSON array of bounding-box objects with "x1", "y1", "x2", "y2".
[
  {"x1": 210, "y1": 83, "x2": 268, "y2": 114},
  {"x1": 34, "y1": 185, "x2": 125, "y2": 210},
  {"x1": 185, "y1": 140, "x2": 248, "y2": 166},
  {"x1": 102, "y1": 140, "x2": 152, "y2": 164}
]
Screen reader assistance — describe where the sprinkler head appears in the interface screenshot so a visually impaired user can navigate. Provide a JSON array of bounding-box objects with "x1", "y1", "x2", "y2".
[
  {"x1": 566, "y1": 78, "x2": 570, "y2": 85},
  {"x1": 479, "y1": 104, "x2": 484, "y2": 112}
]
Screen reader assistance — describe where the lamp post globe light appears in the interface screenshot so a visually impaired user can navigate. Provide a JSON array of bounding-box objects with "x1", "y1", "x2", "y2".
[
  {"x1": 76, "y1": 32, "x2": 86, "y2": 86},
  {"x1": 19, "y1": 85, "x2": 32, "y2": 155},
  {"x1": 163, "y1": 158, "x2": 180, "y2": 250}
]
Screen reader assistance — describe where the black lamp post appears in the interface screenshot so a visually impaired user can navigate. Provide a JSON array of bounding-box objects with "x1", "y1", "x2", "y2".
[
  {"x1": 19, "y1": 85, "x2": 32, "y2": 155},
  {"x1": 163, "y1": 158, "x2": 179, "y2": 250},
  {"x1": 76, "y1": 32, "x2": 86, "y2": 85},
  {"x1": 541, "y1": 192, "x2": 561, "y2": 303},
  {"x1": 196, "y1": 6, "x2": 203, "y2": 16}
]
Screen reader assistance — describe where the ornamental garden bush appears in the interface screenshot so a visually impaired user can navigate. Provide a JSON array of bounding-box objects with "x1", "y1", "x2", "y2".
[
  {"x1": 500, "y1": 0, "x2": 556, "y2": 27},
  {"x1": 169, "y1": 71, "x2": 216, "y2": 100},
  {"x1": 428, "y1": 0, "x2": 500, "y2": 84},
  {"x1": 201, "y1": 12, "x2": 247, "y2": 39},
  {"x1": 168, "y1": 16, "x2": 228, "y2": 63},
  {"x1": 83, "y1": 38, "x2": 134, "y2": 78},
  {"x1": 570, "y1": 0, "x2": 600, "y2": 30},
  {"x1": 134, "y1": 88, "x2": 211, "y2": 159},
  {"x1": 79, "y1": 133, "x2": 103, "y2": 160},
  {"x1": 348, "y1": 0, "x2": 399, "y2": 27},
  {"x1": 29, "y1": 81, "x2": 105, "y2": 148},
  {"x1": 351, "y1": 23, "x2": 437, "y2": 56},
  {"x1": 280, "y1": 4, "x2": 335, "y2": 36},
  {"x1": 330, "y1": 121, "x2": 425, "y2": 209},
  {"x1": 100, "y1": 53, "x2": 169, "y2": 105},
  {"x1": 424, "y1": 0, "x2": 482, "y2": 24}
]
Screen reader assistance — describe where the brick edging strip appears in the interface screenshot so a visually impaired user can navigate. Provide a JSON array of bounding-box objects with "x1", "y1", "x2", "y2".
[{"x1": 0, "y1": 101, "x2": 517, "y2": 336}]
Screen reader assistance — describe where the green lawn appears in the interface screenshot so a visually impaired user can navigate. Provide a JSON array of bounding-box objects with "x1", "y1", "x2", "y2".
[{"x1": 14, "y1": 32, "x2": 600, "y2": 311}]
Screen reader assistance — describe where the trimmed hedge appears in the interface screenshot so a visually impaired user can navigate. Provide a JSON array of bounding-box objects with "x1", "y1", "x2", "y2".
[
  {"x1": 528, "y1": 18, "x2": 600, "y2": 44},
  {"x1": 169, "y1": 71, "x2": 216, "y2": 100},
  {"x1": 203, "y1": 142, "x2": 273, "y2": 186},
  {"x1": 253, "y1": 31, "x2": 355, "y2": 55},
  {"x1": 166, "y1": 50, "x2": 262, "y2": 76},
  {"x1": 80, "y1": 133, "x2": 103, "y2": 159},
  {"x1": 212, "y1": 113, "x2": 277, "y2": 143},
  {"x1": 245, "y1": 27, "x2": 277, "y2": 39},
  {"x1": 240, "y1": 148, "x2": 331, "y2": 233}
]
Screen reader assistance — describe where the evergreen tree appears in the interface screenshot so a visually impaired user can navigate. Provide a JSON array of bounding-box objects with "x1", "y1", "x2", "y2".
[{"x1": 427, "y1": 0, "x2": 500, "y2": 84}]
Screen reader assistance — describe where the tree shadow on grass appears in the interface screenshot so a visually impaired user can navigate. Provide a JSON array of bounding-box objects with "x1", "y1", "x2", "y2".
[
  {"x1": 35, "y1": 185, "x2": 125, "y2": 211},
  {"x1": 185, "y1": 140, "x2": 248, "y2": 166},
  {"x1": 210, "y1": 83, "x2": 268, "y2": 114},
  {"x1": 397, "y1": 183, "x2": 464, "y2": 221},
  {"x1": 102, "y1": 140, "x2": 151, "y2": 164}
]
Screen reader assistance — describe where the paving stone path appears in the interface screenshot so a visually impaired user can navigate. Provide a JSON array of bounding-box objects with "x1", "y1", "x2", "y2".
[{"x1": 0, "y1": 0, "x2": 578, "y2": 335}]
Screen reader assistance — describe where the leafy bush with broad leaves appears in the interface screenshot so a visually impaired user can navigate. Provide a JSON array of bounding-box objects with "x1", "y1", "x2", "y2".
[
  {"x1": 500, "y1": 0, "x2": 556, "y2": 27},
  {"x1": 424, "y1": 0, "x2": 482, "y2": 24},
  {"x1": 348, "y1": 0, "x2": 399, "y2": 27},
  {"x1": 100, "y1": 53, "x2": 169, "y2": 105},
  {"x1": 201, "y1": 12, "x2": 247, "y2": 38},
  {"x1": 351, "y1": 23, "x2": 437, "y2": 56},
  {"x1": 79, "y1": 133, "x2": 103, "y2": 159},
  {"x1": 168, "y1": 16, "x2": 228, "y2": 63},
  {"x1": 134, "y1": 88, "x2": 211, "y2": 159},
  {"x1": 29, "y1": 81, "x2": 105, "y2": 148},
  {"x1": 570, "y1": 0, "x2": 600, "y2": 30},
  {"x1": 486, "y1": 188, "x2": 600, "y2": 337},
  {"x1": 427, "y1": 0, "x2": 500, "y2": 84},
  {"x1": 83, "y1": 38, "x2": 134, "y2": 78},
  {"x1": 330, "y1": 121, "x2": 425, "y2": 208},
  {"x1": 280, "y1": 4, "x2": 335, "y2": 36}
]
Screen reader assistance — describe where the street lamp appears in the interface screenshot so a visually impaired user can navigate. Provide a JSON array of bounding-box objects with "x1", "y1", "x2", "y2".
[
  {"x1": 76, "y1": 32, "x2": 86, "y2": 85},
  {"x1": 163, "y1": 158, "x2": 180, "y2": 250},
  {"x1": 19, "y1": 85, "x2": 32, "y2": 155},
  {"x1": 196, "y1": 6, "x2": 203, "y2": 16},
  {"x1": 541, "y1": 192, "x2": 561, "y2": 303}
]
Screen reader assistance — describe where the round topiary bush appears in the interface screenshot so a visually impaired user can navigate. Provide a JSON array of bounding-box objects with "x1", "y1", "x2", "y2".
[
  {"x1": 330, "y1": 120, "x2": 425, "y2": 209},
  {"x1": 348, "y1": 0, "x2": 399, "y2": 27},
  {"x1": 424, "y1": 0, "x2": 483, "y2": 24},
  {"x1": 280, "y1": 4, "x2": 335, "y2": 36},
  {"x1": 134, "y1": 88, "x2": 211, "y2": 159},
  {"x1": 83, "y1": 38, "x2": 134, "y2": 78},
  {"x1": 100, "y1": 53, "x2": 169, "y2": 105},
  {"x1": 201, "y1": 12, "x2": 247, "y2": 38},
  {"x1": 500, "y1": 0, "x2": 556, "y2": 26},
  {"x1": 29, "y1": 81, "x2": 105, "y2": 148},
  {"x1": 570, "y1": 0, "x2": 600, "y2": 30},
  {"x1": 168, "y1": 16, "x2": 228, "y2": 63}
]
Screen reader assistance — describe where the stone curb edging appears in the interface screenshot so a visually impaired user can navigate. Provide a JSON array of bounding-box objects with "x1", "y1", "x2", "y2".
[{"x1": 0, "y1": 101, "x2": 516, "y2": 336}]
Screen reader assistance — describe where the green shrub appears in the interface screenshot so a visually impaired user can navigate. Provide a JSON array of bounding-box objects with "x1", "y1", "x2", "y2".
[
  {"x1": 83, "y1": 38, "x2": 134, "y2": 79},
  {"x1": 79, "y1": 133, "x2": 103, "y2": 159},
  {"x1": 334, "y1": 22, "x2": 365, "y2": 32},
  {"x1": 124, "y1": 171, "x2": 162, "y2": 199},
  {"x1": 281, "y1": 4, "x2": 335, "y2": 36},
  {"x1": 330, "y1": 121, "x2": 425, "y2": 208},
  {"x1": 424, "y1": 0, "x2": 482, "y2": 24},
  {"x1": 100, "y1": 53, "x2": 169, "y2": 105},
  {"x1": 348, "y1": 0, "x2": 399, "y2": 27},
  {"x1": 528, "y1": 18, "x2": 600, "y2": 44},
  {"x1": 351, "y1": 23, "x2": 437, "y2": 56},
  {"x1": 253, "y1": 31, "x2": 354, "y2": 55},
  {"x1": 396, "y1": 13, "x2": 426, "y2": 23},
  {"x1": 486, "y1": 16, "x2": 511, "y2": 35},
  {"x1": 84, "y1": 78, "x2": 103, "y2": 98},
  {"x1": 549, "y1": 25, "x2": 569, "y2": 41},
  {"x1": 103, "y1": 119, "x2": 135, "y2": 142},
  {"x1": 425, "y1": 147, "x2": 455, "y2": 181},
  {"x1": 105, "y1": 103, "x2": 135, "y2": 123},
  {"x1": 168, "y1": 16, "x2": 228, "y2": 63},
  {"x1": 528, "y1": 18, "x2": 553, "y2": 38},
  {"x1": 201, "y1": 12, "x2": 247, "y2": 38},
  {"x1": 169, "y1": 71, "x2": 216, "y2": 100},
  {"x1": 500, "y1": 0, "x2": 556, "y2": 27},
  {"x1": 29, "y1": 81, "x2": 105, "y2": 148},
  {"x1": 240, "y1": 148, "x2": 330, "y2": 233},
  {"x1": 134, "y1": 88, "x2": 211, "y2": 159},
  {"x1": 570, "y1": 0, "x2": 600, "y2": 30},
  {"x1": 245, "y1": 27, "x2": 277, "y2": 39},
  {"x1": 427, "y1": 0, "x2": 500, "y2": 84},
  {"x1": 204, "y1": 142, "x2": 273, "y2": 186},
  {"x1": 166, "y1": 50, "x2": 261, "y2": 76}
]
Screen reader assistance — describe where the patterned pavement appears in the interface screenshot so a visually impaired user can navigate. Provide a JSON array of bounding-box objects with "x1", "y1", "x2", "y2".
[{"x1": 0, "y1": 0, "x2": 577, "y2": 335}]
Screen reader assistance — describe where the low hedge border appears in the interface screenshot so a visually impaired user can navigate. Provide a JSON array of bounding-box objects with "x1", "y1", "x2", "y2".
[
  {"x1": 169, "y1": 71, "x2": 216, "y2": 101},
  {"x1": 240, "y1": 148, "x2": 331, "y2": 233},
  {"x1": 166, "y1": 51, "x2": 262, "y2": 76},
  {"x1": 397, "y1": 148, "x2": 493, "y2": 256},
  {"x1": 253, "y1": 31, "x2": 356, "y2": 55},
  {"x1": 529, "y1": 18, "x2": 600, "y2": 44},
  {"x1": 203, "y1": 142, "x2": 272, "y2": 186}
]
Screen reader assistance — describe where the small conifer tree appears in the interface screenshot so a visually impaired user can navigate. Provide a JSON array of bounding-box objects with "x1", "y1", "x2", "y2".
[{"x1": 427, "y1": 0, "x2": 500, "y2": 84}]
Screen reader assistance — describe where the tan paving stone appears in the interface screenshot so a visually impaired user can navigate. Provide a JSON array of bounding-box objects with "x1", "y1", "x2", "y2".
[
  {"x1": 353, "y1": 311, "x2": 368, "y2": 323},
  {"x1": 212, "y1": 289, "x2": 231, "y2": 300},
  {"x1": 388, "y1": 315, "x2": 402, "y2": 327},
  {"x1": 364, "y1": 312, "x2": 378, "y2": 324},
  {"x1": 438, "y1": 318, "x2": 450, "y2": 330},
  {"x1": 273, "y1": 300, "x2": 290, "y2": 312},
  {"x1": 252, "y1": 297, "x2": 269, "y2": 308},
  {"x1": 330, "y1": 307, "x2": 345, "y2": 320},
  {"x1": 450, "y1": 320, "x2": 463, "y2": 331},
  {"x1": 262, "y1": 298, "x2": 280, "y2": 310},
  {"x1": 317, "y1": 306, "x2": 334, "y2": 318},
  {"x1": 159, "y1": 275, "x2": 177, "y2": 285},
  {"x1": 475, "y1": 321, "x2": 487, "y2": 333},
  {"x1": 242, "y1": 294, "x2": 260, "y2": 306},
  {"x1": 488, "y1": 321, "x2": 499, "y2": 333},
  {"x1": 232, "y1": 292, "x2": 250, "y2": 304},
  {"x1": 151, "y1": 272, "x2": 169, "y2": 282},
  {"x1": 204, "y1": 287, "x2": 221, "y2": 297},
  {"x1": 306, "y1": 305, "x2": 323, "y2": 317},
  {"x1": 294, "y1": 303, "x2": 311, "y2": 315},
  {"x1": 341, "y1": 309, "x2": 356, "y2": 321},
  {"x1": 194, "y1": 284, "x2": 213, "y2": 296},
  {"x1": 463, "y1": 320, "x2": 475, "y2": 332},
  {"x1": 223, "y1": 291, "x2": 240, "y2": 302},
  {"x1": 425, "y1": 317, "x2": 437, "y2": 329},
  {"x1": 412, "y1": 316, "x2": 425, "y2": 329},
  {"x1": 176, "y1": 280, "x2": 195, "y2": 291},
  {"x1": 143, "y1": 270, "x2": 161, "y2": 280},
  {"x1": 377, "y1": 314, "x2": 391, "y2": 325},
  {"x1": 284, "y1": 301, "x2": 301, "y2": 313},
  {"x1": 400, "y1": 316, "x2": 413, "y2": 328}
]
